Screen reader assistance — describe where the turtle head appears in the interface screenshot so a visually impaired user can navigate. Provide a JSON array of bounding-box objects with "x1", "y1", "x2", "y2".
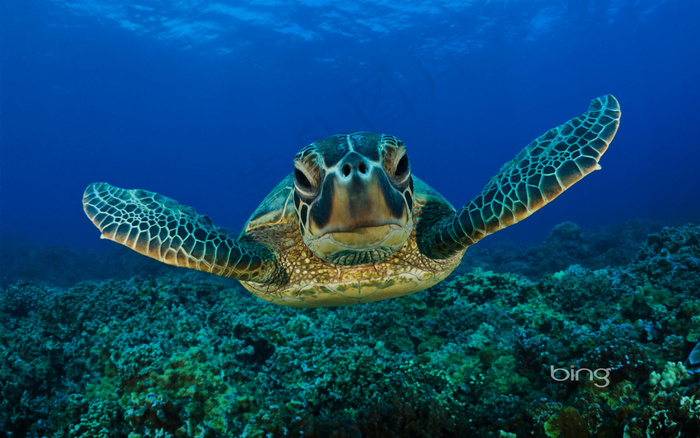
[{"x1": 292, "y1": 132, "x2": 414, "y2": 266}]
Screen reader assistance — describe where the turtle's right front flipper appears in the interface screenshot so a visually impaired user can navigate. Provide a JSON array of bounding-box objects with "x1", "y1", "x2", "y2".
[
  {"x1": 418, "y1": 94, "x2": 621, "y2": 259},
  {"x1": 82, "y1": 182, "x2": 284, "y2": 284}
]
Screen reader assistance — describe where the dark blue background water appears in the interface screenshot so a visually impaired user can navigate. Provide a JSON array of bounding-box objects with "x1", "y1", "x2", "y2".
[{"x1": 1, "y1": 0, "x2": 699, "y2": 251}]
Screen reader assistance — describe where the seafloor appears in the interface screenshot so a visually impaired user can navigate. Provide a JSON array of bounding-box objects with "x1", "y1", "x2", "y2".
[{"x1": 1, "y1": 220, "x2": 699, "y2": 437}]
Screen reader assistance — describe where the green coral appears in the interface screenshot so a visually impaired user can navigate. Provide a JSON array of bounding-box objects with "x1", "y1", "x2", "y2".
[
  {"x1": 2, "y1": 224, "x2": 700, "y2": 436},
  {"x1": 648, "y1": 361, "x2": 689, "y2": 389}
]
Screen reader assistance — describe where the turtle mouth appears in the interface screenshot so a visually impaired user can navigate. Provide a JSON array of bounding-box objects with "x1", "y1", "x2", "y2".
[
  {"x1": 324, "y1": 224, "x2": 406, "y2": 249},
  {"x1": 308, "y1": 223, "x2": 411, "y2": 266}
]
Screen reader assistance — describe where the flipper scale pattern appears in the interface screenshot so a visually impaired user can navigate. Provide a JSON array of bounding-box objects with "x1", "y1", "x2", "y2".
[{"x1": 82, "y1": 182, "x2": 280, "y2": 283}]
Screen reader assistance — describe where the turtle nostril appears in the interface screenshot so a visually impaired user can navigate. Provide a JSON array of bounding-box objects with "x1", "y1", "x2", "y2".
[
  {"x1": 358, "y1": 161, "x2": 367, "y2": 174},
  {"x1": 342, "y1": 163, "x2": 351, "y2": 176}
]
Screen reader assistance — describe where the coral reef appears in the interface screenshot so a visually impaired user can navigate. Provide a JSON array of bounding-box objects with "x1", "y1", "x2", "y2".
[
  {"x1": 1, "y1": 222, "x2": 699, "y2": 437},
  {"x1": 457, "y1": 218, "x2": 668, "y2": 279}
]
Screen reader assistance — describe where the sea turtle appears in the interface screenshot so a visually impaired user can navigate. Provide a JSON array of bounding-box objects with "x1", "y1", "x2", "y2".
[{"x1": 83, "y1": 95, "x2": 620, "y2": 307}]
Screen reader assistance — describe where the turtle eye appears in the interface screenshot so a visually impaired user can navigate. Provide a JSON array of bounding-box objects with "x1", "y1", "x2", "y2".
[
  {"x1": 294, "y1": 168, "x2": 312, "y2": 190},
  {"x1": 395, "y1": 153, "x2": 410, "y2": 178}
]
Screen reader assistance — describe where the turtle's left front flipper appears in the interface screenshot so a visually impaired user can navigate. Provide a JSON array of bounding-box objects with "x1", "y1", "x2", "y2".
[
  {"x1": 83, "y1": 182, "x2": 285, "y2": 284},
  {"x1": 419, "y1": 94, "x2": 621, "y2": 259}
]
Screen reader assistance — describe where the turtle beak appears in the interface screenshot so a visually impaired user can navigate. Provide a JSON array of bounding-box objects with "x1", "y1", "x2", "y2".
[{"x1": 307, "y1": 152, "x2": 411, "y2": 255}]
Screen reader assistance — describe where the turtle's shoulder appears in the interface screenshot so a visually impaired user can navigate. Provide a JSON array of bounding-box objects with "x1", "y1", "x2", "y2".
[
  {"x1": 242, "y1": 174, "x2": 296, "y2": 234},
  {"x1": 412, "y1": 175, "x2": 455, "y2": 213}
]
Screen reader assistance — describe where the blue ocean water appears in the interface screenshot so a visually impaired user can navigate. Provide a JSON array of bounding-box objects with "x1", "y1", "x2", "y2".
[
  {"x1": 1, "y1": 0, "x2": 698, "y2": 251},
  {"x1": 3, "y1": 3, "x2": 700, "y2": 436}
]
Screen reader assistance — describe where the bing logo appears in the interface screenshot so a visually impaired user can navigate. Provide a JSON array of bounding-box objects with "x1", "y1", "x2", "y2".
[{"x1": 550, "y1": 365, "x2": 611, "y2": 388}]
